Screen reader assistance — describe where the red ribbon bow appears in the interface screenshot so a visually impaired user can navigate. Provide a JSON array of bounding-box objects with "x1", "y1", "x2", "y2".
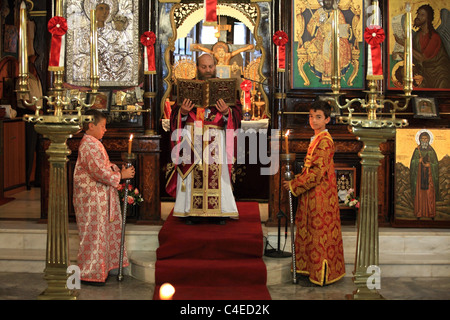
[
  {"x1": 204, "y1": 0, "x2": 218, "y2": 24},
  {"x1": 364, "y1": 26, "x2": 385, "y2": 75},
  {"x1": 273, "y1": 30, "x2": 288, "y2": 46},
  {"x1": 48, "y1": 16, "x2": 68, "y2": 68},
  {"x1": 273, "y1": 31, "x2": 288, "y2": 71},
  {"x1": 240, "y1": 79, "x2": 252, "y2": 92},
  {"x1": 240, "y1": 80, "x2": 252, "y2": 109},
  {"x1": 141, "y1": 31, "x2": 156, "y2": 73},
  {"x1": 140, "y1": 31, "x2": 156, "y2": 46}
]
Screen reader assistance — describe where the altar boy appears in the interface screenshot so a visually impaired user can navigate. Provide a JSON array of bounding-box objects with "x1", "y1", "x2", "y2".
[
  {"x1": 73, "y1": 109, "x2": 135, "y2": 285},
  {"x1": 283, "y1": 100, "x2": 345, "y2": 286}
]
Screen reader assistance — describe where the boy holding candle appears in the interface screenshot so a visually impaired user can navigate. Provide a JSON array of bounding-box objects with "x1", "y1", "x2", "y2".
[
  {"x1": 73, "y1": 109, "x2": 135, "y2": 285},
  {"x1": 282, "y1": 100, "x2": 345, "y2": 286}
]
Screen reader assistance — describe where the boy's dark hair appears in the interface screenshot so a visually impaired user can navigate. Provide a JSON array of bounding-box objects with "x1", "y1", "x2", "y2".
[
  {"x1": 82, "y1": 109, "x2": 106, "y2": 131},
  {"x1": 310, "y1": 99, "x2": 332, "y2": 119}
]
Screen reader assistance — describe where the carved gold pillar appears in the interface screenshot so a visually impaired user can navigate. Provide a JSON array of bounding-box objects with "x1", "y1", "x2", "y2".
[
  {"x1": 347, "y1": 127, "x2": 395, "y2": 300},
  {"x1": 35, "y1": 123, "x2": 82, "y2": 300}
]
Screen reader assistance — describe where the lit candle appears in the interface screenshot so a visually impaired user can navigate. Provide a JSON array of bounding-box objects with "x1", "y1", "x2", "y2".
[
  {"x1": 159, "y1": 283, "x2": 175, "y2": 300},
  {"x1": 90, "y1": 9, "x2": 99, "y2": 88},
  {"x1": 284, "y1": 130, "x2": 290, "y2": 154},
  {"x1": 128, "y1": 134, "x2": 133, "y2": 154},
  {"x1": 404, "y1": 3, "x2": 413, "y2": 94},
  {"x1": 19, "y1": 1, "x2": 28, "y2": 77}
]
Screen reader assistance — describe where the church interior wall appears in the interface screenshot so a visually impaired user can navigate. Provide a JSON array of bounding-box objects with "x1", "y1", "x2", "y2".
[{"x1": 0, "y1": 0, "x2": 448, "y2": 228}]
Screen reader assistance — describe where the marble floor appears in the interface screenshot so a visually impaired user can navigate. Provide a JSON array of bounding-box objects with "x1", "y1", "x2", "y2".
[
  {"x1": 1, "y1": 272, "x2": 450, "y2": 300},
  {"x1": 1, "y1": 189, "x2": 450, "y2": 301}
]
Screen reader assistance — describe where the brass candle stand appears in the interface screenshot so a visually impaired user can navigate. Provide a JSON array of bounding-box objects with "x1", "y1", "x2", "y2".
[
  {"x1": 16, "y1": 0, "x2": 102, "y2": 299},
  {"x1": 281, "y1": 153, "x2": 297, "y2": 284},
  {"x1": 18, "y1": 86, "x2": 98, "y2": 300},
  {"x1": 328, "y1": 3, "x2": 414, "y2": 300},
  {"x1": 117, "y1": 152, "x2": 136, "y2": 282},
  {"x1": 19, "y1": 95, "x2": 96, "y2": 301}
]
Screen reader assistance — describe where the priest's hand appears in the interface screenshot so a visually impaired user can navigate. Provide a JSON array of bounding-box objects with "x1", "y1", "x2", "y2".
[
  {"x1": 180, "y1": 98, "x2": 195, "y2": 116},
  {"x1": 216, "y1": 99, "x2": 229, "y2": 116},
  {"x1": 121, "y1": 165, "x2": 135, "y2": 180},
  {"x1": 282, "y1": 180, "x2": 291, "y2": 191}
]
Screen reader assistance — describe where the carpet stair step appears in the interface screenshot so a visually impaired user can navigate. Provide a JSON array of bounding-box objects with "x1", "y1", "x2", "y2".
[
  {"x1": 153, "y1": 203, "x2": 272, "y2": 300},
  {"x1": 155, "y1": 258, "x2": 267, "y2": 287},
  {"x1": 156, "y1": 239, "x2": 263, "y2": 260}
]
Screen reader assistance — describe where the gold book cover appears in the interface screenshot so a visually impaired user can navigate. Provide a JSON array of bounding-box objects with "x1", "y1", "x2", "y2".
[{"x1": 177, "y1": 78, "x2": 236, "y2": 108}]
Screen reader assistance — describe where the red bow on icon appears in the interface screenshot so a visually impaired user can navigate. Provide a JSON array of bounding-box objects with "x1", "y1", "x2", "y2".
[
  {"x1": 273, "y1": 31, "x2": 288, "y2": 72},
  {"x1": 364, "y1": 26, "x2": 385, "y2": 76},
  {"x1": 141, "y1": 31, "x2": 156, "y2": 74},
  {"x1": 48, "y1": 16, "x2": 68, "y2": 70},
  {"x1": 240, "y1": 80, "x2": 252, "y2": 109},
  {"x1": 204, "y1": 0, "x2": 218, "y2": 25}
]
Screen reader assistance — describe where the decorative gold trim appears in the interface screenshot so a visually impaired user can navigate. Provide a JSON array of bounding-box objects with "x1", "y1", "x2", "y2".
[
  {"x1": 274, "y1": 92, "x2": 287, "y2": 99},
  {"x1": 366, "y1": 75, "x2": 383, "y2": 80},
  {"x1": 144, "y1": 91, "x2": 157, "y2": 98}
]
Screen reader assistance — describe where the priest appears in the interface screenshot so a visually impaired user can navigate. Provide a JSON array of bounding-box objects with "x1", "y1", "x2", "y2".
[{"x1": 166, "y1": 53, "x2": 242, "y2": 224}]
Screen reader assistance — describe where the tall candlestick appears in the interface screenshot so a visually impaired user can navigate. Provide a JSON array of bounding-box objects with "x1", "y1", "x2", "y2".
[
  {"x1": 48, "y1": 0, "x2": 66, "y2": 73},
  {"x1": 403, "y1": 3, "x2": 413, "y2": 95},
  {"x1": 128, "y1": 134, "x2": 133, "y2": 154},
  {"x1": 55, "y1": 0, "x2": 62, "y2": 16},
  {"x1": 284, "y1": 130, "x2": 290, "y2": 154},
  {"x1": 331, "y1": 6, "x2": 340, "y2": 93},
  {"x1": 19, "y1": 2, "x2": 28, "y2": 79},
  {"x1": 371, "y1": 0, "x2": 380, "y2": 26},
  {"x1": 90, "y1": 9, "x2": 99, "y2": 91}
]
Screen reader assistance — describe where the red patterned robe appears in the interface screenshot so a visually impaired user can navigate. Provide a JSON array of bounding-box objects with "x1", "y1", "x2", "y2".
[
  {"x1": 73, "y1": 134, "x2": 129, "y2": 282},
  {"x1": 288, "y1": 130, "x2": 345, "y2": 285},
  {"x1": 166, "y1": 104, "x2": 241, "y2": 218}
]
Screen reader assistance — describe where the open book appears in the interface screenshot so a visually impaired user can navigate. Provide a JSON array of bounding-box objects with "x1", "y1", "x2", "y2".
[{"x1": 177, "y1": 78, "x2": 237, "y2": 108}]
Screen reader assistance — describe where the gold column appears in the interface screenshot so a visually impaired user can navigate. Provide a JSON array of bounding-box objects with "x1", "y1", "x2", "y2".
[
  {"x1": 17, "y1": 1, "x2": 28, "y2": 94},
  {"x1": 347, "y1": 127, "x2": 395, "y2": 300},
  {"x1": 35, "y1": 124, "x2": 82, "y2": 300}
]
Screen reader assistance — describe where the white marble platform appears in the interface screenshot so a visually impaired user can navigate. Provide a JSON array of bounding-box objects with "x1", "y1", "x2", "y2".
[
  {"x1": 1, "y1": 190, "x2": 449, "y2": 283},
  {"x1": 1, "y1": 220, "x2": 449, "y2": 284}
]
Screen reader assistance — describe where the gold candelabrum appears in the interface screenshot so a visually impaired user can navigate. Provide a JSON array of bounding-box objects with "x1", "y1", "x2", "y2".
[
  {"x1": 328, "y1": 2, "x2": 414, "y2": 300},
  {"x1": 16, "y1": 0, "x2": 107, "y2": 300}
]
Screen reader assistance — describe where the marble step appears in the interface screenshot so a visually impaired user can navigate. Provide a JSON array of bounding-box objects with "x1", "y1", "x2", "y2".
[{"x1": 1, "y1": 222, "x2": 449, "y2": 282}]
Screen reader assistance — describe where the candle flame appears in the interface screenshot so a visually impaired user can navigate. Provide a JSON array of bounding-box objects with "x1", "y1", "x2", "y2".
[
  {"x1": 285, "y1": 130, "x2": 290, "y2": 137},
  {"x1": 129, "y1": 134, "x2": 133, "y2": 141},
  {"x1": 159, "y1": 283, "x2": 175, "y2": 300}
]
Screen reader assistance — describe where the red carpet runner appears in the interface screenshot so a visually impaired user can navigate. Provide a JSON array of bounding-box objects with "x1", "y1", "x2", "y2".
[{"x1": 153, "y1": 202, "x2": 271, "y2": 300}]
